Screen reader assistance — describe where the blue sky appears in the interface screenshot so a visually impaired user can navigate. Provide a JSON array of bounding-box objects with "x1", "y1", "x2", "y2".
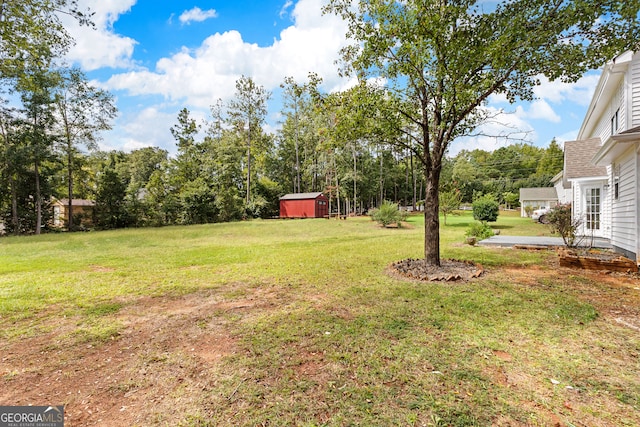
[{"x1": 61, "y1": 0, "x2": 602, "y2": 157}]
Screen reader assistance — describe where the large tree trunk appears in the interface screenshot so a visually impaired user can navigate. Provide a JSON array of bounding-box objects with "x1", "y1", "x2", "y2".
[
  {"x1": 410, "y1": 150, "x2": 416, "y2": 211},
  {"x1": 423, "y1": 168, "x2": 440, "y2": 266}
]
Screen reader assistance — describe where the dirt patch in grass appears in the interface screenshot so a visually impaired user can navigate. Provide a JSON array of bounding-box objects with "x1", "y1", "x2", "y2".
[
  {"x1": 501, "y1": 261, "x2": 640, "y2": 331},
  {"x1": 88, "y1": 265, "x2": 115, "y2": 272},
  {"x1": 389, "y1": 258, "x2": 484, "y2": 281},
  {"x1": 1, "y1": 258, "x2": 639, "y2": 426},
  {"x1": 0, "y1": 286, "x2": 287, "y2": 426}
]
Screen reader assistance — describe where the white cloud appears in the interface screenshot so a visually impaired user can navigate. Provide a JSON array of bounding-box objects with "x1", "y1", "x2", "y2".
[
  {"x1": 179, "y1": 7, "x2": 218, "y2": 25},
  {"x1": 100, "y1": 107, "x2": 175, "y2": 152},
  {"x1": 62, "y1": 0, "x2": 137, "y2": 70},
  {"x1": 533, "y1": 73, "x2": 600, "y2": 106},
  {"x1": 104, "y1": 0, "x2": 350, "y2": 107},
  {"x1": 519, "y1": 99, "x2": 561, "y2": 123},
  {"x1": 555, "y1": 129, "x2": 580, "y2": 145},
  {"x1": 280, "y1": 1, "x2": 294, "y2": 18}
]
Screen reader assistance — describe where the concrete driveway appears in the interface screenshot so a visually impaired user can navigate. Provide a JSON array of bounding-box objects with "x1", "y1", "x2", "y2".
[{"x1": 478, "y1": 235, "x2": 611, "y2": 249}]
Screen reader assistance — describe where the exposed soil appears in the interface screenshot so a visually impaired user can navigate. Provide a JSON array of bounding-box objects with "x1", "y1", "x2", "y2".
[
  {"x1": 502, "y1": 262, "x2": 640, "y2": 331},
  {"x1": 0, "y1": 285, "x2": 288, "y2": 426},
  {"x1": 389, "y1": 258, "x2": 484, "y2": 281},
  {"x1": 1, "y1": 258, "x2": 639, "y2": 425}
]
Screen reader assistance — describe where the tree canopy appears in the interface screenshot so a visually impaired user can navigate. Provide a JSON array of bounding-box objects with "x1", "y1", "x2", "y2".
[{"x1": 324, "y1": 0, "x2": 640, "y2": 265}]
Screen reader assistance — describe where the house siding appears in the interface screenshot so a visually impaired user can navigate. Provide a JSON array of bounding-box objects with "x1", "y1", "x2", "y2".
[
  {"x1": 572, "y1": 182, "x2": 583, "y2": 220},
  {"x1": 602, "y1": 165, "x2": 612, "y2": 239},
  {"x1": 631, "y1": 54, "x2": 640, "y2": 128},
  {"x1": 591, "y1": 80, "x2": 626, "y2": 141},
  {"x1": 611, "y1": 148, "x2": 638, "y2": 257}
]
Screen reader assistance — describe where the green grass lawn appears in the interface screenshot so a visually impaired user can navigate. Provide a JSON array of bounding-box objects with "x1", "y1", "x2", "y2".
[{"x1": 0, "y1": 212, "x2": 637, "y2": 426}]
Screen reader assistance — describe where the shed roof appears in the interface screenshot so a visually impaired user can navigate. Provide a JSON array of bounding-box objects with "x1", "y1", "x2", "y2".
[
  {"x1": 564, "y1": 138, "x2": 607, "y2": 180},
  {"x1": 279, "y1": 192, "x2": 325, "y2": 201},
  {"x1": 53, "y1": 198, "x2": 96, "y2": 207},
  {"x1": 519, "y1": 187, "x2": 558, "y2": 201}
]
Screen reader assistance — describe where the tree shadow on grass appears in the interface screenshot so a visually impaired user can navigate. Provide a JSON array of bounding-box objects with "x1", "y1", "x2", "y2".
[
  {"x1": 492, "y1": 225, "x2": 514, "y2": 230},
  {"x1": 444, "y1": 222, "x2": 472, "y2": 228}
]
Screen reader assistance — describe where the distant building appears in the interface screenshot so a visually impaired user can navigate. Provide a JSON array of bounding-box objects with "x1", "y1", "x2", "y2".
[
  {"x1": 51, "y1": 198, "x2": 95, "y2": 228},
  {"x1": 279, "y1": 192, "x2": 329, "y2": 218},
  {"x1": 519, "y1": 187, "x2": 558, "y2": 217}
]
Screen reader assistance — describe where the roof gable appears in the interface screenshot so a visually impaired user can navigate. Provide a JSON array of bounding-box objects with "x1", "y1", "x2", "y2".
[
  {"x1": 52, "y1": 198, "x2": 96, "y2": 207},
  {"x1": 564, "y1": 138, "x2": 607, "y2": 179},
  {"x1": 519, "y1": 187, "x2": 557, "y2": 201},
  {"x1": 280, "y1": 192, "x2": 325, "y2": 201}
]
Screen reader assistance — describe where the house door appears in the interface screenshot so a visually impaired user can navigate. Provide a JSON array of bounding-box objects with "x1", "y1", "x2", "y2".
[{"x1": 585, "y1": 187, "x2": 601, "y2": 235}]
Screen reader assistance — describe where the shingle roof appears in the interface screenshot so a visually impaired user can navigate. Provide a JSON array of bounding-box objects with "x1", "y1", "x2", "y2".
[
  {"x1": 279, "y1": 192, "x2": 325, "y2": 200},
  {"x1": 54, "y1": 198, "x2": 95, "y2": 207},
  {"x1": 564, "y1": 138, "x2": 607, "y2": 179},
  {"x1": 519, "y1": 187, "x2": 558, "y2": 201}
]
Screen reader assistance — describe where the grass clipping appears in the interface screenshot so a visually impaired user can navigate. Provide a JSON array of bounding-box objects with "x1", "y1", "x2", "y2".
[{"x1": 390, "y1": 258, "x2": 484, "y2": 282}]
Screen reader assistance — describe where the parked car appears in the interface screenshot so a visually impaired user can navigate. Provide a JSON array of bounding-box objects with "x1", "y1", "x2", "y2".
[{"x1": 531, "y1": 207, "x2": 551, "y2": 223}]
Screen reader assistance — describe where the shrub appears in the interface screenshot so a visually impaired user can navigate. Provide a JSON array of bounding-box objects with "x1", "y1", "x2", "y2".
[
  {"x1": 465, "y1": 221, "x2": 494, "y2": 242},
  {"x1": 371, "y1": 200, "x2": 405, "y2": 227},
  {"x1": 472, "y1": 194, "x2": 499, "y2": 223},
  {"x1": 547, "y1": 203, "x2": 582, "y2": 247},
  {"x1": 524, "y1": 205, "x2": 534, "y2": 217}
]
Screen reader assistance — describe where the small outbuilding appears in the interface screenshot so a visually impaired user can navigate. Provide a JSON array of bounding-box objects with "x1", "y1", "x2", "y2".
[
  {"x1": 279, "y1": 192, "x2": 329, "y2": 219},
  {"x1": 51, "y1": 198, "x2": 95, "y2": 228},
  {"x1": 519, "y1": 187, "x2": 558, "y2": 217}
]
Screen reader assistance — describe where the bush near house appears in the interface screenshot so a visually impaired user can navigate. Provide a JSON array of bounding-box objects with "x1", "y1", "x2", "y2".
[{"x1": 547, "y1": 203, "x2": 582, "y2": 247}]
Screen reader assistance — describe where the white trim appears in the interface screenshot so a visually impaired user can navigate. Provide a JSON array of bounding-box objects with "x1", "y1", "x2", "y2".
[
  {"x1": 593, "y1": 131, "x2": 640, "y2": 166},
  {"x1": 578, "y1": 52, "x2": 633, "y2": 139}
]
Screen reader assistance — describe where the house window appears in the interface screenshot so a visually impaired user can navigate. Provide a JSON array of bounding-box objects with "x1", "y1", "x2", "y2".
[
  {"x1": 611, "y1": 108, "x2": 619, "y2": 135},
  {"x1": 586, "y1": 187, "x2": 601, "y2": 230}
]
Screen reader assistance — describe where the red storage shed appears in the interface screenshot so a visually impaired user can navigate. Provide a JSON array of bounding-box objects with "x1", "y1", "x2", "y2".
[{"x1": 279, "y1": 192, "x2": 329, "y2": 218}]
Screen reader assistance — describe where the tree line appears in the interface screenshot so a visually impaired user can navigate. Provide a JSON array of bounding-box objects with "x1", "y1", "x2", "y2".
[
  {"x1": 0, "y1": 67, "x2": 565, "y2": 233},
  {"x1": 1, "y1": 0, "x2": 637, "y2": 254}
]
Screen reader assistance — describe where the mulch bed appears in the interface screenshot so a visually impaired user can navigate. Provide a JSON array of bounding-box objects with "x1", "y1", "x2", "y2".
[{"x1": 389, "y1": 258, "x2": 484, "y2": 282}]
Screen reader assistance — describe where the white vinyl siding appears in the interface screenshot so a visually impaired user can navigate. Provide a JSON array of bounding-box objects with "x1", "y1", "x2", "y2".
[
  {"x1": 631, "y1": 53, "x2": 640, "y2": 128},
  {"x1": 611, "y1": 149, "x2": 637, "y2": 255},
  {"x1": 589, "y1": 80, "x2": 626, "y2": 140},
  {"x1": 554, "y1": 180, "x2": 571, "y2": 204}
]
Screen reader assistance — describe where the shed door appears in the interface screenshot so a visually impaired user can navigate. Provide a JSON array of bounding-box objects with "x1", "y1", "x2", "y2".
[{"x1": 317, "y1": 200, "x2": 328, "y2": 218}]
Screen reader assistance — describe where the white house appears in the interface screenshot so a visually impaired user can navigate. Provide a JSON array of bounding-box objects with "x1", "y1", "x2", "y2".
[
  {"x1": 565, "y1": 50, "x2": 640, "y2": 262},
  {"x1": 518, "y1": 187, "x2": 558, "y2": 217}
]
